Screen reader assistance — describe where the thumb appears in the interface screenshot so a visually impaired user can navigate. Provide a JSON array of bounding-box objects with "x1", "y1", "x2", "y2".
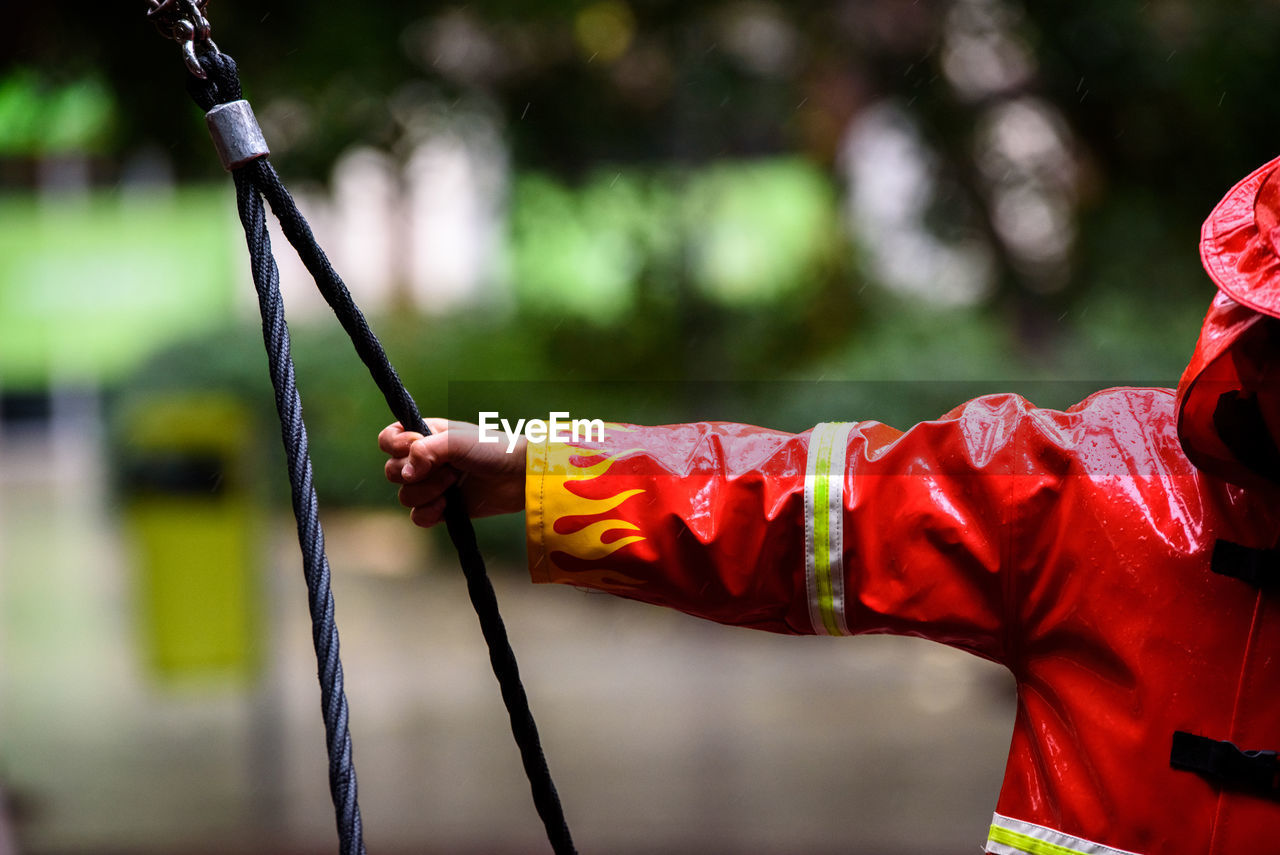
[
  {"x1": 403, "y1": 420, "x2": 483, "y2": 480},
  {"x1": 403, "y1": 432, "x2": 454, "y2": 481}
]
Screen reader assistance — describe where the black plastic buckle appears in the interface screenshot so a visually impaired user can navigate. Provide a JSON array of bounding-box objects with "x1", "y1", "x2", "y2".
[
  {"x1": 1211, "y1": 540, "x2": 1280, "y2": 589},
  {"x1": 1171, "y1": 731, "x2": 1280, "y2": 799}
]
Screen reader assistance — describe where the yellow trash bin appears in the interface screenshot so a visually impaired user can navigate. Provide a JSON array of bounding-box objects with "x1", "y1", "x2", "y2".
[{"x1": 120, "y1": 394, "x2": 262, "y2": 682}]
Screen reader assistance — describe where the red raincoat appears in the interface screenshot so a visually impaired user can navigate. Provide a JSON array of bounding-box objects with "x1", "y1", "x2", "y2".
[{"x1": 524, "y1": 158, "x2": 1280, "y2": 855}]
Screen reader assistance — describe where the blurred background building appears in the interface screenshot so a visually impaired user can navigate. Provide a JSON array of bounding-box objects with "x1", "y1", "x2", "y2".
[{"x1": 2, "y1": 1, "x2": 1277, "y2": 852}]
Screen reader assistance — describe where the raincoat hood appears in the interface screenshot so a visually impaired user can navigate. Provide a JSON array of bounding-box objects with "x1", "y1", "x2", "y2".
[{"x1": 1178, "y1": 154, "x2": 1280, "y2": 488}]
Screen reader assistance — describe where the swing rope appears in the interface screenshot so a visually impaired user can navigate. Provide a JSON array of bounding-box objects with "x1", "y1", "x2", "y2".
[{"x1": 182, "y1": 48, "x2": 576, "y2": 855}]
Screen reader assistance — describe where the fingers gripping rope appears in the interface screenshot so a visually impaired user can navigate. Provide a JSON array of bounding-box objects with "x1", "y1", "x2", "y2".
[{"x1": 187, "y1": 51, "x2": 576, "y2": 855}]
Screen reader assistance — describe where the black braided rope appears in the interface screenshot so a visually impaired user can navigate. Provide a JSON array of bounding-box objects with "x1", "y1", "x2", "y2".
[
  {"x1": 187, "y1": 50, "x2": 576, "y2": 855},
  {"x1": 233, "y1": 165, "x2": 366, "y2": 855}
]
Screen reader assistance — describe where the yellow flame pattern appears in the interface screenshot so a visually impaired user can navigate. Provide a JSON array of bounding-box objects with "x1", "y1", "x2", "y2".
[{"x1": 532, "y1": 427, "x2": 646, "y2": 571}]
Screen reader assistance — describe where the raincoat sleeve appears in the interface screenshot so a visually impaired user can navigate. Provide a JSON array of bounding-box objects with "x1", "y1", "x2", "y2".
[{"x1": 526, "y1": 397, "x2": 1062, "y2": 660}]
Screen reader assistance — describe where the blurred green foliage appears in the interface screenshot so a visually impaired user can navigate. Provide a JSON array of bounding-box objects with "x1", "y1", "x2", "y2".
[
  {"x1": 0, "y1": 71, "x2": 116, "y2": 155},
  {"x1": 9, "y1": 2, "x2": 1268, "y2": 323},
  {"x1": 510, "y1": 158, "x2": 838, "y2": 318},
  {"x1": 9, "y1": 2, "x2": 1279, "y2": 548},
  {"x1": 0, "y1": 187, "x2": 236, "y2": 386}
]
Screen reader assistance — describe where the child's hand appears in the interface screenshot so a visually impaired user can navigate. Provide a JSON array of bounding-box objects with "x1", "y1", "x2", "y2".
[{"x1": 378, "y1": 419, "x2": 527, "y2": 528}]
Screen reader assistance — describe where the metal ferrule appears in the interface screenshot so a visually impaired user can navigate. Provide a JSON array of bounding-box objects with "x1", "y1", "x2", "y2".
[{"x1": 205, "y1": 100, "x2": 270, "y2": 171}]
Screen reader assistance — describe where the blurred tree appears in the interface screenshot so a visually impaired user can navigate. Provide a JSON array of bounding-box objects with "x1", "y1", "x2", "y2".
[{"x1": 11, "y1": 1, "x2": 1280, "y2": 394}]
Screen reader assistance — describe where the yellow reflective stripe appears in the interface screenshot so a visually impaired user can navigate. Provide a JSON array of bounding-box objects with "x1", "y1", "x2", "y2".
[
  {"x1": 987, "y1": 813, "x2": 1143, "y2": 855},
  {"x1": 804, "y1": 423, "x2": 853, "y2": 636},
  {"x1": 812, "y1": 435, "x2": 838, "y2": 635},
  {"x1": 989, "y1": 825, "x2": 1088, "y2": 855},
  {"x1": 802, "y1": 426, "x2": 822, "y2": 634}
]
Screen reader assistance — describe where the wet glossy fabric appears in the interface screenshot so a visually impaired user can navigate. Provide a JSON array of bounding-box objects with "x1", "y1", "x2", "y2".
[
  {"x1": 1180, "y1": 153, "x2": 1280, "y2": 487},
  {"x1": 524, "y1": 156, "x2": 1280, "y2": 854},
  {"x1": 525, "y1": 393, "x2": 1280, "y2": 854},
  {"x1": 1199, "y1": 154, "x2": 1280, "y2": 317}
]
